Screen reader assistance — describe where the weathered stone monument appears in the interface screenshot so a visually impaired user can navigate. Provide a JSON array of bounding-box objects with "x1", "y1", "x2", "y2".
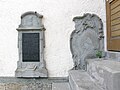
[
  {"x1": 70, "y1": 13, "x2": 104, "y2": 70},
  {"x1": 15, "y1": 11, "x2": 48, "y2": 77}
]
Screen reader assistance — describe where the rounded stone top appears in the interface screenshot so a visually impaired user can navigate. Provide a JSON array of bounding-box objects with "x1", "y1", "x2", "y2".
[
  {"x1": 17, "y1": 11, "x2": 45, "y2": 30},
  {"x1": 21, "y1": 11, "x2": 43, "y2": 19}
]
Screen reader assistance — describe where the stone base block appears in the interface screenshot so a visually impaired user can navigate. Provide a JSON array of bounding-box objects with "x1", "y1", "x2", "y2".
[
  {"x1": 69, "y1": 70, "x2": 102, "y2": 90},
  {"x1": 15, "y1": 68, "x2": 48, "y2": 78},
  {"x1": 86, "y1": 59, "x2": 120, "y2": 90}
]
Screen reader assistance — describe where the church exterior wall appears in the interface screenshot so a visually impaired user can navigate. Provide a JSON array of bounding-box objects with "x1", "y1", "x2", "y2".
[{"x1": 0, "y1": 0, "x2": 106, "y2": 77}]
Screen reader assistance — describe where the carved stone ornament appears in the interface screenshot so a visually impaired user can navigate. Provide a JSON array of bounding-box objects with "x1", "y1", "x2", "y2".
[
  {"x1": 15, "y1": 11, "x2": 48, "y2": 77},
  {"x1": 18, "y1": 11, "x2": 44, "y2": 30},
  {"x1": 70, "y1": 13, "x2": 104, "y2": 70}
]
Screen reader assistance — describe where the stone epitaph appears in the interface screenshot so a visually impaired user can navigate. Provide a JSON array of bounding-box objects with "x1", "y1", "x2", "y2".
[
  {"x1": 70, "y1": 13, "x2": 104, "y2": 70},
  {"x1": 22, "y1": 33, "x2": 39, "y2": 62},
  {"x1": 15, "y1": 11, "x2": 48, "y2": 77}
]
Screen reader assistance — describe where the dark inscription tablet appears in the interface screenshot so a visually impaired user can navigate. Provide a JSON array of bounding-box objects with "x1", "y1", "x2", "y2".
[{"x1": 22, "y1": 33, "x2": 40, "y2": 62}]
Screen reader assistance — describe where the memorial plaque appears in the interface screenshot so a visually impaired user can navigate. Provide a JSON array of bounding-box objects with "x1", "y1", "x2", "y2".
[
  {"x1": 22, "y1": 33, "x2": 40, "y2": 62},
  {"x1": 15, "y1": 11, "x2": 48, "y2": 77}
]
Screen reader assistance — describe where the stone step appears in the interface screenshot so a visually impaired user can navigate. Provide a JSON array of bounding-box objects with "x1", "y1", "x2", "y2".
[
  {"x1": 52, "y1": 83, "x2": 71, "y2": 90},
  {"x1": 86, "y1": 58, "x2": 120, "y2": 90},
  {"x1": 69, "y1": 70, "x2": 103, "y2": 90}
]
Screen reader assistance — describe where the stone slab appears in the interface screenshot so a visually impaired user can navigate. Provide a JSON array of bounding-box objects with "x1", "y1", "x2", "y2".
[
  {"x1": 70, "y1": 13, "x2": 104, "y2": 70},
  {"x1": 106, "y1": 51, "x2": 120, "y2": 62},
  {"x1": 69, "y1": 70, "x2": 103, "y2": 90},
  {"x1": 22, "y1": 33, "x2": 40, "y2": 62},
  {"x1": 52, "y1": 83, "x2": 71, "y2": 90},
  {"x1": 86, "y1": 59, "x2": 120, "y2": 90}
]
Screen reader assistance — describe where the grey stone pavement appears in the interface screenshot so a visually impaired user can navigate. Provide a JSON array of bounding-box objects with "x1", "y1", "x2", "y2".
[
  {"x1": 0, "y1": 77, "x2": 70, "y2": 90},
  {"x1": 52, "y1": 83, "x2": 71, "y2": 90}
]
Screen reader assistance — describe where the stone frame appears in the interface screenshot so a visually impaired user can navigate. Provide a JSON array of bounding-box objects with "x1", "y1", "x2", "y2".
[{"x1": 15, "y1": 11, "x2": 48, "y2": 77}]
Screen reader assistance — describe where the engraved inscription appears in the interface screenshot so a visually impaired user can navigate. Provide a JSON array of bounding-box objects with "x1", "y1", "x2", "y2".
[{"x1": 22, "y1": 33, "x2": 39, "y2": 62}]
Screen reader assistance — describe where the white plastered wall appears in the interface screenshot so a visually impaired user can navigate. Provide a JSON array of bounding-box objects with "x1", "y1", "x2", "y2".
[{"x1": 0, "y1": 0, "x2": 106, "y2": 77}]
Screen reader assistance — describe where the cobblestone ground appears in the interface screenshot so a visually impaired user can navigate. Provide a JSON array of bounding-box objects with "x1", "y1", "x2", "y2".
[
  {"x1": 0, "y1": 83, "x2": 51, "y2": 90},
  {"x1": 0, "y1": 77, "x2": 68, "y2": 90}
]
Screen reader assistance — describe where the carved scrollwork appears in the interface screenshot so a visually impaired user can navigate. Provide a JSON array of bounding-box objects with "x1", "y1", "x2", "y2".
[
  {"x1": 18, "y1": 11, "x2": 44, "y2": 30},
  {"x1": 70, "y1": 13, "x2": 104, "y2": 70}
]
